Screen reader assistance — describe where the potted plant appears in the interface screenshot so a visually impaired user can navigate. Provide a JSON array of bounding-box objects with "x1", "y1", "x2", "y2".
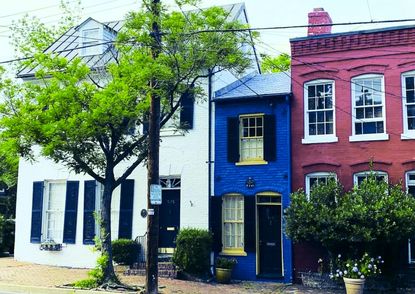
[
  {"x1": 330, "y1": 253, "x2": 383, "y2": 294},
  {"x1": 215, "y1": 257, "x2": 237, "y2": 284}
]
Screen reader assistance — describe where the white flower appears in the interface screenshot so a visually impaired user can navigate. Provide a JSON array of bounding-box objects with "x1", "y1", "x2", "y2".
[
  {"x1": 339, "y1": 271, "x2": 343, "y2": 276},
  {"x1": 361, "y1": 275, "x2": 365, "y2": 279},
  {"x1": 381, "y1": 260, "x2": 384, "y2": 264},
  {"x1": 378, "y1": 256, "x2": 382, "y2": 259},
  {"x1": 335, "y1": 273, "x2": 339, "y2": 278},
  {"x1": 344, "y1": 270, "x2": 348, "y2": 275},
  {"x1": 368, "y1": 264, "x2": 372, "y2": 269},
  {"x1": 346, "y1": 263, "x2": 350, "y2": 267},
  {"x1": 338, "y1": 254, "x2": 341, "y2": 258},
  {"x1": 329, "y1": 274, "x2": 334, "y2": 279},
  {"x1": 370, "y1": 258, "x2": 374, "y2": 262},
  {"x1": 318, "y1": 258, "x2": 323, "y2": 263},
  {"x1": 352, "y1": 267, "x2": 359, "y2": 272},
  {"x1": 358, "y1": 272, "x2": 361, "y2": 276},
  {"x1": 354, "y1": 263, "x2": 358, "y2": 267}
]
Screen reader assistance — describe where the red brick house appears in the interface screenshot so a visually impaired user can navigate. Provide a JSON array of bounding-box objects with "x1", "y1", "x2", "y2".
[{"x1": 290, "y1": 8, "x2": 415, "y2": 274}]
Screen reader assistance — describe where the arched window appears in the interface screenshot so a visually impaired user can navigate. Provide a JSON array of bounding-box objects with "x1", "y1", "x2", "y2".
[
  {"x1": 305, "y1": 172, "x2": 337, "y2": 195},
  {"x1": 353, "y1": 170, "x2": 388, "y2": 186}
]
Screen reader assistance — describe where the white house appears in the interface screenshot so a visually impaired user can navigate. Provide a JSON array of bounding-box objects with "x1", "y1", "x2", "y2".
[{"x1": 14, "y1": 3, "x2": 260, "y2": 268}]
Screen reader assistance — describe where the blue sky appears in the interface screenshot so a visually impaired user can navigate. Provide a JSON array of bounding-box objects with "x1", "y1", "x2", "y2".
[{"x1": 0, "y1": 0, "x2": 414, "y2": 61}]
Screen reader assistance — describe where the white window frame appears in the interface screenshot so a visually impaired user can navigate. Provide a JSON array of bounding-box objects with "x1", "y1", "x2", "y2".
[
  {"x1": 42, "y1": 180, "x2": 67, "y2": 243},
  {"x1": 305, "y1": 172, "x2": 337, "y2": 196},
  {"x1": 221, "y1": 194, "x2": 245, "y2": 255},
  {"x1": 401, "y1": 71, "x2": 415, "y2": 140},
  {"x1": 80, "y1": 27, "x2": 103, "y2": 56},
  {"x1": 349, "y1": 74, "x2": 389, "y2": 142},
  {"x1": 302, "y1": 80, "x2": 338, "y2": 144},
  {"x1": 353, "y1": 171, "x2": 388, "y2": 186},
  {"x1": 239, "y1": 114, "x2": 264, "y2": 163}
]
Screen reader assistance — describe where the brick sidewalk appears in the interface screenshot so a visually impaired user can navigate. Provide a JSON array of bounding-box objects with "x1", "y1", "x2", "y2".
[{"x1": 0, "y1": 257, "x2": 342, "y2": 293}]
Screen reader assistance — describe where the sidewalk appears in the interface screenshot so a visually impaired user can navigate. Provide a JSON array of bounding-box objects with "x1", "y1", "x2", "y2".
[{"x1": 0, "y1": 257, "x2": 342, "y2": 293}]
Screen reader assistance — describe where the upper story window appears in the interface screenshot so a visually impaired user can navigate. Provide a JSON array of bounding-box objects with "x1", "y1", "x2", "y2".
[
  {"x1": 80, "y1": 28, "x2": 102, "y2": 56},
  {"x1": 401, "y1": 72, "x2": 415, "y2": 139},
  {"x1": 227, "y1": 114, "x2": 276, "y2": 165},
  {"x1": 350, "y1": 74, "x2": 389, "y2": 142},
  {"x1": 353, "y1": 171, "x2": 388, "y2": 186},
  {"x1": 302, "y1": 80, "x2": 337, "y2": 144},
  {"x1": 240, "y1": 115, "x2": 264, "y2": 162},
  {"x1": 222, "y1": 194, "x2": 244, "y2": 254},
  {"x1": 305, "y1": 172, "x2": 337, "y2": 195}
]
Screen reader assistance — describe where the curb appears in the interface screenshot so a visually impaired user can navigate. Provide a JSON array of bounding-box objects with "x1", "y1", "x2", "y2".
[{"x1": 0, "y1": 283, "x2": 136, "y2": 294}]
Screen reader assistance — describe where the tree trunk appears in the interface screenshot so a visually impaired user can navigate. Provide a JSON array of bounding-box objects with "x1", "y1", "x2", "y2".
[
  {"x1": 100, "y1": 177, "x2": 119, "y2": 285},
  {"x1": 146, "y1": 1, "x2": 162, "y2": 294}
]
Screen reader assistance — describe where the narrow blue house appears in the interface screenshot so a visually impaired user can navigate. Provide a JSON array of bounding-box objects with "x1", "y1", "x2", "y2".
[{"x1": 211, "y1": 72, "x2": 292, "y2": 282}]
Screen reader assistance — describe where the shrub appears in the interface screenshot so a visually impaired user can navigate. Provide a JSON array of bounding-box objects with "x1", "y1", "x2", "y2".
[
  {"x1": 111, "y1": 239, "x2": 140, "y2": 266},
  {"x1": 216, "y1": 257, "x2": 237, "y2": 269},
  {"x1": 172, "y1": 228, "x2": 212, "y2": 276}
]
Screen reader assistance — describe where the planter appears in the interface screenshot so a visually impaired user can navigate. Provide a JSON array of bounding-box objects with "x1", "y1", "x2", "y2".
[
  {"x1": 343, "y1": 277, "x2": 365, "y2": 294},
  {"x1": 215, "y1": 268, "x2": 232, "y2": 284}
]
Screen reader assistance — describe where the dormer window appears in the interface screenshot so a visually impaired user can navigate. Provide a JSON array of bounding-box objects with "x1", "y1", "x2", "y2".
[{"x1": 81, "y1": 28, "x2": 101, "y2": 56}]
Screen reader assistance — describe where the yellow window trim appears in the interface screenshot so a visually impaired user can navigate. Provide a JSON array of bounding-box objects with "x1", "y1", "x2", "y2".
[
  {"x1": 220, "y1": 249, "x2": 247, "y2": 256},
  {"x1": 256, "y1": 191, "x2": 281, "y2": 196},
  {"x1": 239, "y1": 113, "x2": 264, "y2": 118},
  {"x1": 236, "y1": 160, "x2": 268, "y2": 166}
]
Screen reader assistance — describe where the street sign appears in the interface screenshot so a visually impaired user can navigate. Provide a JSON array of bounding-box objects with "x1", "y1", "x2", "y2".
[{"x1": 150, "y1": 184, "x2": 162, "y2": 205}]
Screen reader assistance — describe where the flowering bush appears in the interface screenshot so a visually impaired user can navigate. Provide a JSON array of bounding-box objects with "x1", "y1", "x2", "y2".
[{"x1": 330, "y1": 253, "x2": 383, "y2": 280}]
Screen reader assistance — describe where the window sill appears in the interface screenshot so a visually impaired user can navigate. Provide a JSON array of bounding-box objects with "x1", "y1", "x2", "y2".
[
  {"x1": 349, "y1": 133, "x2": 389, "y2": 142},
  {"x1": 220, "y1": 250, "x2": 247, "y2": 256},
  {"x1": 235, "y1": 160, "x2": 268, "y2": 166},
  {"x1": 302, "y1": 136, "x2": 338, "y2": 144},
  {"x1": 160, "y1": 128, "x2": 186, "y2": 137},
  {"x1": 401, "y1": 133, "x2": 415, "y2": 140}
]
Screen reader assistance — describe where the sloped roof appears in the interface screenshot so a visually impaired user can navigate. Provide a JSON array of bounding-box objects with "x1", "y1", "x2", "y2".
[
  {"x1": 17, "y1": 3, "x2": 257, "y2": 79},
  {"x1": 214, "y1": 71, "x2": 291, "y2": 101}
]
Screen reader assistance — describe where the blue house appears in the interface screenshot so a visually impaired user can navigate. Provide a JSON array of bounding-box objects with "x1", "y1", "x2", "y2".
[{"x1": 211, "y1": 72, "x2": 292, "y2": 282}]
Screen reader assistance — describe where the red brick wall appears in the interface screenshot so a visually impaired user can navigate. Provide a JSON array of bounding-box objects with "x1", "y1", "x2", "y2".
[{"x1": 290, "y1": 26, "x2": 415, "y2": 273}]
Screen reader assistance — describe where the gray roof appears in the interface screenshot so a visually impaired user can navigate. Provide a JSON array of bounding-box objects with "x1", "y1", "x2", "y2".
[
  {"x1": 214, "y1": 72, "x2": 291, "y2": 101},
  {"x1": 17, "y1": 3, "x2": 250, "y2": 79}
]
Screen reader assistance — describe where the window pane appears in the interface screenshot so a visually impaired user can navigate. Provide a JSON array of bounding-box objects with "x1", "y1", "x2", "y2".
[
  {"x1": 374, "y1": 106, "x2": 383, "y2": 118},
  {"x1": 309, "y1": 112, "x2": 316, "y2": 123},
  {"x1": 325, "y1": 96, "x2": 333, "y2": 108},
  {"x1": 309, "y1": 124, "x2": 316, "y2": 135},
  {"x1": 308, "y1": 85, "x2": 316, "y2": 98},
  {"x1": 376, "y1": 122, "x2": 384, "y2": 133},
  {"x1": 326, "y1": 111, "x2": 333, "y2": 122},
  {"x1": 363, "y1": 122, "x2": 376, "y2": 134},
  {"x1": 407, "y1": 90, "x2": 415, "y2": 103},
  {"x1": 408, "y1": 105, "x2": 415, "y2": 117},
  {"x1": 408, "y1": 118, "x2": 415, "y2": 130},
  {"x1": 256, "y1": 117, "x2": 262, "y2": 127},
  {"x1": 355, "y1": 122, "x2": 362, "y2": 135},
  {"x1": 317, "y1": 123, "x2": 325, "y2": 135},
  {"x1": 326, "y1": 123, "x2": 333, "y2": 134},
  {"x1": 308, "y1": 98, "x2": 316, "y2": 110},
  {"x1": 406, "y1": 77, "x2": 414, "y2": 90},
  {"x1": 356, "y1": 108, "x2": 364, "y2": 119},
  {"x1": 365, "y1": 107, "x2": 374, "y2": 118},
  {"x1": 317, "y1": 111, "x2": 324, "y2": 122}
]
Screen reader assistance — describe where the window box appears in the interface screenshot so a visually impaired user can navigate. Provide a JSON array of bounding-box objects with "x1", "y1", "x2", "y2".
[{"x1": 40, "y1": 240, "x2": 62, "y2": 251}]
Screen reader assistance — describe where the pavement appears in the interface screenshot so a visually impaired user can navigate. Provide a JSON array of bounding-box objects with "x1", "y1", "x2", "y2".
[{"x1": 0, "y1": 257, "x2": 343, "y2": 293}]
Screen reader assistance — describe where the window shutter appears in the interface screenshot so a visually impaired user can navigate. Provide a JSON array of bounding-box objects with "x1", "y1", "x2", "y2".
[
  {"x1": 180, "y1": 91, "x2": 194, "y2": 129},
  {"x1": 244, "y1": 195, "x2": 256, "y2": 252},
  {"x1": 264, "y1": 114, "x2": 276, "y2": 161},
  {"x1": 63, "y1": 181, "x2": 79, "y2": 244},
  {"x1": 118, "y1": 179, "x2": 134, "y2": 239},
  {"x1": 83, "y1": 180, "x2": 96, "y2": 245},
  {"x1": 227, "y1": 117, "x2": 240, "y2": 162},
  {"x1": 30, "y1": 181, "x2": 44, "y2": 243},
  {"x1": 209, "y1": 196, "x2": 222, "y2": 252}
]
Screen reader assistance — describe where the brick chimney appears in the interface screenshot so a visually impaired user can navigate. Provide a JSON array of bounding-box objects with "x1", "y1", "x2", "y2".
[{"x1": 308, "y1": 8, "x2": 332, "y2": 36}]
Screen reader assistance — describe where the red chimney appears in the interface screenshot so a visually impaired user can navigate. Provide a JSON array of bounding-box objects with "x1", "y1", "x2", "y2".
[{"x1": 308, "y1": 8, "x2": 332, "y2": 36}]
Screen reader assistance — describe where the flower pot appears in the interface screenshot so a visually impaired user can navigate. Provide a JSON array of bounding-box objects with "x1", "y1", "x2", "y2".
[
  {"x1": 343, "y1": 277, "x2": 365, "y2": 294},
  {"x1": 215, "y1": 267, "x2": 232, "y2": 284}
]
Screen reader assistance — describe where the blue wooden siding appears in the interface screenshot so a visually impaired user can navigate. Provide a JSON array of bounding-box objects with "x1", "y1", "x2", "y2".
[{"x1": 213, "y1": 96, "x2": 292, "y2": 283}]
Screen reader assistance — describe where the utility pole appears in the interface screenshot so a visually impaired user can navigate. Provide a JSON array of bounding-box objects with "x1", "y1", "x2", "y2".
[{"x1": 146, "y1": 0, "x2": 161, "y2": 293}]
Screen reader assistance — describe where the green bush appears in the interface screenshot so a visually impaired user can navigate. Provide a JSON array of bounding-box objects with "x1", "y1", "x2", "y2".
[
  {"x1": 172, "y1": 228, "x2": 212, "y2": 275},
  {"x1": 111, "y1": 239, "x2": 140, "y2": 266},
  {"x1": 216, "y1": 257, "x2": 237, "y2": 269}
]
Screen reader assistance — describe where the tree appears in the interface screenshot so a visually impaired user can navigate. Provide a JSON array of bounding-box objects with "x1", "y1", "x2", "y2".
[
  {"x1": 285, "y1": 172, "x2": 415, "y2": 266},
  {"x1": 0, "y1": 0, "x2": 253, "y2": 288},
  {"x1": 260, "y1": 53, "x2": 290, "y2": 73}
]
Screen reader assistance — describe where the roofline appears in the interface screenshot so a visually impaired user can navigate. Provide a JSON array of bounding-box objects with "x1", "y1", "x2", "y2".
[
  {"x1": 213, "y1": 92, "x2": 291, "y2": 102},
  {"x1": 290, "y1": 24, "x2": 415, "y2": 42}
]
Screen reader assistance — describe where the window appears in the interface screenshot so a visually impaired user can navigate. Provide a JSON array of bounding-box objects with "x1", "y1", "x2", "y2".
[
  {"x1": 81, "y1": 28, "x2": 101, "y2": 56},
  {"x1": 222, "y1": 194, "x2": 244, "y2": 254},
  {"x1": 43, "y1": 181, "x2": 66, "y2": 243},
  {"x1": 240, "y1": 115, "x2": 264, "y2": 162},
  {"x1": 402, "y1": 72, "x2": 415, "y2": 139},
  {"x1": 303, "y1": 80, "x2": 337, "y2": 144},
  {"x1": 305, "y1": 172, "x2": 337, "y2": 195},
  {"x1": 350, "y1": 74, "x2": 388, "y2": 142},
  {"x1": 406, "y1": 171, "x2": 415, "y2": 195},
  {"x1": 353, "y1": 171, "x2": 388, "y2": 186}
]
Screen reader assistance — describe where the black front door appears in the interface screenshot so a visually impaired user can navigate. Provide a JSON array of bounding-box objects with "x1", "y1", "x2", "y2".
[
  {"x1": 258, "y1": 205, "x2": 282, "y2": 277},
  {"x1": 158, "y1": 189, "x2": 180, "y2": 248}
]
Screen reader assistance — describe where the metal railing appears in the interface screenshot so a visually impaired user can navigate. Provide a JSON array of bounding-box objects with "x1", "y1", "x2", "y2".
[{"x1": 135, "y1": 233, "x2": 147, "y2": 263}]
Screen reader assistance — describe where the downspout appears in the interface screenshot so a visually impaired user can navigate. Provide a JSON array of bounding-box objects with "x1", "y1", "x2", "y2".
[
  {"x1": 207, "y1": 68, "x2": 214, "y2": 275},
  {"x1": 286, "y1": 93, "x2": 292, "y2": 282}
]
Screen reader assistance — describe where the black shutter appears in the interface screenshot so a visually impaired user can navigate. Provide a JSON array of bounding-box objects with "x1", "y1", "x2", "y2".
[
  {"x1": 30, "y1": 181, "x2": 44, "y2": 243},
  {"x1": 263, "y1": 114, "x2": 276, "y2": 162},
  {"x1": 210, "y1": 196, "x2": 222, "y2": 252},
  {"x1": 180, "y1": 91, "x2": 194, "y2": 129},
  {"x1": 118, "y1": 179, "x2": 134, "y2": 239},
  {"x1": 83, "y1": 180, "x2": 96, "y2": 245},
  {"x1": 63, "y1": 181, "x2": 79, "y2": 244},
  {"x1": 227, "y1": 117, "x2": 239, "y2": 162},
  {"x1": 244, "y1": 195, "x2": 256, "y2": 252}
]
